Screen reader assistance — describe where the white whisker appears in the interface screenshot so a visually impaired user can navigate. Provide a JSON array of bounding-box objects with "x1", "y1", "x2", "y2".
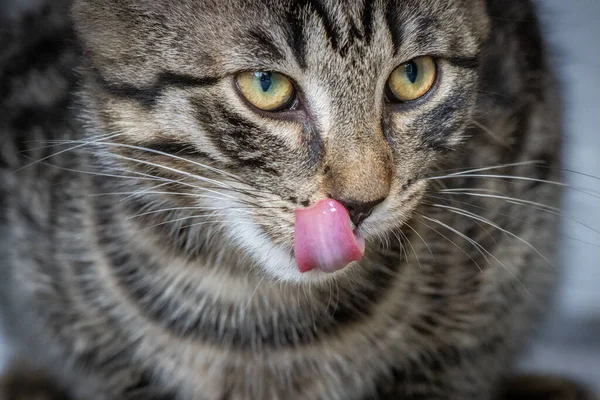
[
  {"x1": 141, "y1": 213, "x2": 256, "y2": 231},
  {"x1": 430, "y1": 204, "x2": 555, "y2": 269},
  {"x1": 12, "y1": 133, "x2": 123, "y2": 174},
  {"x1": 418, "y1": 216, "x2": 484, "y2": 273},
  {"x1": 433, "y1": 191, "x2": 600, "y2": 238},
  {"x1": 108, "y1": 153, "x2": 237, "y2": 197},
  {"x1": 127, "y1": 205, "x2": 268, "y2": 220},
  {"x1": 470, "y1": 120, "x2": 510, "y2": 146},
  {"x1": 428, "y1": 160, "x2": 543, "y2": 177},
  {"x1": 399, "y1": 229, "x2": 422, "y2": 270},
  {"x1": 436, "y1": 191, "x2": 560, "y2": 212},
  {"x1": 88, "y1": 191, "x2": 230, "y2": 202},
  {"x1": 404, "y1": 222, "x2": 435, "y2": 262},
  {"x1": 94, "y1": 141, "x2": 243, "y2": 182},
  {"x1": 420, "y1": 214, "x2": 529, "y2": 294},
  {"x1": 427, "y1": 173, "x2": 600, "y2": 199}
]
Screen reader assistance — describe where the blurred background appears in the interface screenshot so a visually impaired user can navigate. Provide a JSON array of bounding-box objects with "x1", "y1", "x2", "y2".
[
  {"x1": 518, "y1": 0, "x2": 600, "y2": 391},
  {"x1": 0, "y1": 0, "x2": 599, "y2": 392}
]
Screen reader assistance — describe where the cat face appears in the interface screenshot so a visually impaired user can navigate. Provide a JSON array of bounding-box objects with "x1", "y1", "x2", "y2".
[{"x1": 74, "y1": 0, "x2": 490, "y2": 282}]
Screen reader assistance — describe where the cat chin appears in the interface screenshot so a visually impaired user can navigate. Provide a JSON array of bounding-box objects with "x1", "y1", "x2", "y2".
[{"x1": 219, "y1": 198, "x2": 351, "y2": 284}]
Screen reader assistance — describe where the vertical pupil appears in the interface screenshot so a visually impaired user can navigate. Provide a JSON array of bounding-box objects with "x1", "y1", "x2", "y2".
[
  {"x1": 257, "y1": 72, "x2": 273, "y2": 92},
  {"x1": 405, "y1": 61, "x2": 418, "y2": 84}
]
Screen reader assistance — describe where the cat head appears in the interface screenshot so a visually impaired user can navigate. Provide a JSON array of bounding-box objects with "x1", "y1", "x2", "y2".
[{"x1": 73, "y1": 0, "x2": 490, "y2": 282}]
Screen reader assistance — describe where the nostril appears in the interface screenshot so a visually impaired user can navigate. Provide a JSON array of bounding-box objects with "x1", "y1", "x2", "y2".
[{"x1": 332, "y1": 197, "x2": 386, "y2": 227}]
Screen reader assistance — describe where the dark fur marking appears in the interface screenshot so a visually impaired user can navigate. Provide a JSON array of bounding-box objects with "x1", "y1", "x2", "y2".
[
  {"x1": 301, "y1": 0, "x2": 340, "y2": 50},
  {"x1": 108, "y1": 255, "x2": 398, "y2": 349},
  {"x1": 418, "y1": 95, "x2": 468, "y2": 151},
  {"x1": 193, "y1": 102, "x2": 285, "y2": 174},
  {"x1": 385, "y1": 1, "x2": 404, "y2": 54},
  {"x1": 123, "y1": 371, "x2": 177, "y2": 400},
  {"x1": 372, "y1": 337, "x2": 504, "y2": 399},
  {"x1": 413, "y1": 16, "x2": 437, "y2": 43},
  {"x1": 139, "y1": 140, "x2": 211, "y2": 159},
  {"x1": 341, "y1": 19, "x2": 364, "y2": 57},
  {"x1": 448, "y1": 56, "x2": 480, "y2": 70},
  {"x1": 285, "y1": 0, "x2": 340, "y2": 67},
  {"x1": 245, "y1": 27, "x2": 287, "y2": 62},
  {"x1": 94, "y1": 202, "x2": 402, "y2": 349},
  {"x1": 362, "y1": 0, "x2": 375, "y2": 44},
  {"x1": 93, "y1": 70, "x2": 219, "y2": 108},
  {"x1": 301, "y1": 123, "x2": 324, "y2": 168},
  {"x1": 284, "y1": 10, "x2": 308, "y2": 68}
]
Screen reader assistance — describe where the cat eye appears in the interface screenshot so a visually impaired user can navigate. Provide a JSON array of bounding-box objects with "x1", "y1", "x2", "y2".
[
  {"x1": 387, "y1": 56, "x2": 437, "y2": 102},
  {"x1": 236, "y1": 71, "x2": 296, "y2": 112}
]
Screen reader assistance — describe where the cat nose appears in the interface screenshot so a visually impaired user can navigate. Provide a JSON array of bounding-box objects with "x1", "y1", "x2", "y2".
[{"x1": 331, "y1": 197, "x2": 386, "y2": 227}]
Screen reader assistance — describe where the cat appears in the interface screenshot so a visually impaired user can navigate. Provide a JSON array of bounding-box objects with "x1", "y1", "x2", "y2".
[{"x1": 0, "y1": 0, "x2": 594, "y2": 399}]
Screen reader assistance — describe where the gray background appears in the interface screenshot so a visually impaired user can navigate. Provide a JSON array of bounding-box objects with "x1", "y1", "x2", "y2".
[
  {"x1": 1, "y1": 0, "x2": 599, "y2": 393},
  {"x1": 518, "y1": 0, "x2": 600, "y2": 391}
]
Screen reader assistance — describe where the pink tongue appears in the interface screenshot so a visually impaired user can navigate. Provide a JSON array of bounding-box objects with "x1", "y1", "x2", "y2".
[{"x1": 294, "y1": 199, "x2": 365, "y2": 273}]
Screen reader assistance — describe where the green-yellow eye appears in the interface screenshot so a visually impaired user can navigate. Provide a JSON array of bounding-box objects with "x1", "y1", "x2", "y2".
[
  {"x1": 236, "y1": 71, "x2": 295, "y2": 111},
  {"x1": 387, "y1": 56, "x2": 437, "y2": 102}
]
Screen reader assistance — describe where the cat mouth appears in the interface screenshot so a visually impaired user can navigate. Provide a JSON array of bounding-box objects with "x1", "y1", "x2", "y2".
[{"x1": 294, "y1": 199, "x2": 366, "y2": 274}]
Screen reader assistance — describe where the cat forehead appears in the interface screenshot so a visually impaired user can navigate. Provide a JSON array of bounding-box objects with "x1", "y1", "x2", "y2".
[
  {"x1": 73, "y1": 0, "x2": 489, "y2": 88},
  {"x1": 75, "y1": 0, "x2": 489, "y2": 55},
  {"x1": 168, "y1": 0, "x2": 487, "y2": 46}
]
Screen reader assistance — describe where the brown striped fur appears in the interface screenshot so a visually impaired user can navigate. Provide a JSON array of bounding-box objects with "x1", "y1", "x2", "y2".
[{"x1": 0, "y1": 0, "x2": 593, "y2": 399}]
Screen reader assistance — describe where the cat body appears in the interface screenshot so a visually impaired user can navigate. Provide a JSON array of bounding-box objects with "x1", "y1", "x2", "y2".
[{"x1": 0, "y1": 0, "x2": 573, "y2": 399}]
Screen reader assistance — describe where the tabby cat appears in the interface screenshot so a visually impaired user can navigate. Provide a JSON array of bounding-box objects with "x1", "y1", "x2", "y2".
[{"x1": 0, "y1": 0, "x2": 593, "y2": 399}]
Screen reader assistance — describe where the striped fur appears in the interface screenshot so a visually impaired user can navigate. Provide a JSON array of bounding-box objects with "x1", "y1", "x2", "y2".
[{"x1": 0, "y1": 0, "x2": 589, "y2": 399}]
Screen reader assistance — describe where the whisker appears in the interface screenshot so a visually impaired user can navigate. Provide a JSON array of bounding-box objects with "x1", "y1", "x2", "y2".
[
  {"x1": 436, "y1": 191, "x2": 560, "y2": 213},
  {"x1": 51, "y1": 139, "x2": 271, "y2": 198},
  {"x1": 417, "y1": 216, "x2": 484, "y2": 273},
  {"x1": 427, "y1": 173, "x2": 600, "y2": 199},
  {"x1": 404, "y1": 222, "x2": 436, "y2": 262},
  {"x1": 92, "y1": 140, "x2": 244, "y2": 183},
  {"x1": 95, "y1": 140, "x2": 282, "y2": 199},
  {"x1": 438, "y1": 188, "x2": 503, "y2": 194},
  {"x1": 425, "y1": 196, "x2": 499, "y2": 246},
  {"x1": 12, "y1": 133, "x2": 124, "y2": 174},
  {"x1": 141, "y1": 213, "x2": 256, "y2": 231},
  {"x1": 88, "y1": 191, "x2": 231, "y2": 202},
  {"x1": 35, "y1": 158, "x2": 271, "y2": 210},
  {"x1": 20, "y1": 138, "x2": 308, "y2": 205},
  {"x1": 398, "y1": 229, "x2": 422, "y2": 269},
  {"x1": 433, "y1": 191, "x2": 600, "y2": 238},
  {"x1": 33, "y1": 160, "x2": 166, "y2": 183},
  {"x1": 470, "y1": 120, "x2": 510, "y2": 147},
  {"x1": 426, "y1": 160, "x2": 543, "y2": 177},
  {"x1": 430, "y1": 204, "x2": 555, "y2": 269},
  {"x1": 419, "y1": 214, "x2": 529, "y2": 295},
  {"x1": 97, "y1": 150, "x2": 282, "y2": 203},
  {"x1": 20, "y1": 133, "x2": 121, "y2": 152},
  {"x1": 127, "y1": 205, "x2": 284, "y2": 220},
  {"x1": 559, "y1": 167, "x2": 600, "y2": 183},
  {"x1": 422, "y1": 214, "x2": 493, "y2": 271},
  {"x1": 107, "y1": 153, "x2": 237, "y2": 198},
  {"x1": 390, "y1": 230, "x2": 409, "y2": 263},
  {"x1": 121, "y1": 178, "x2": 187, "y2": 201},
  {"x1": 426, "y1": 194, "x2": 600, "y2": 250},
  {"x1": 246, "y1": 276, "x2": 266, "y2": 309}
]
